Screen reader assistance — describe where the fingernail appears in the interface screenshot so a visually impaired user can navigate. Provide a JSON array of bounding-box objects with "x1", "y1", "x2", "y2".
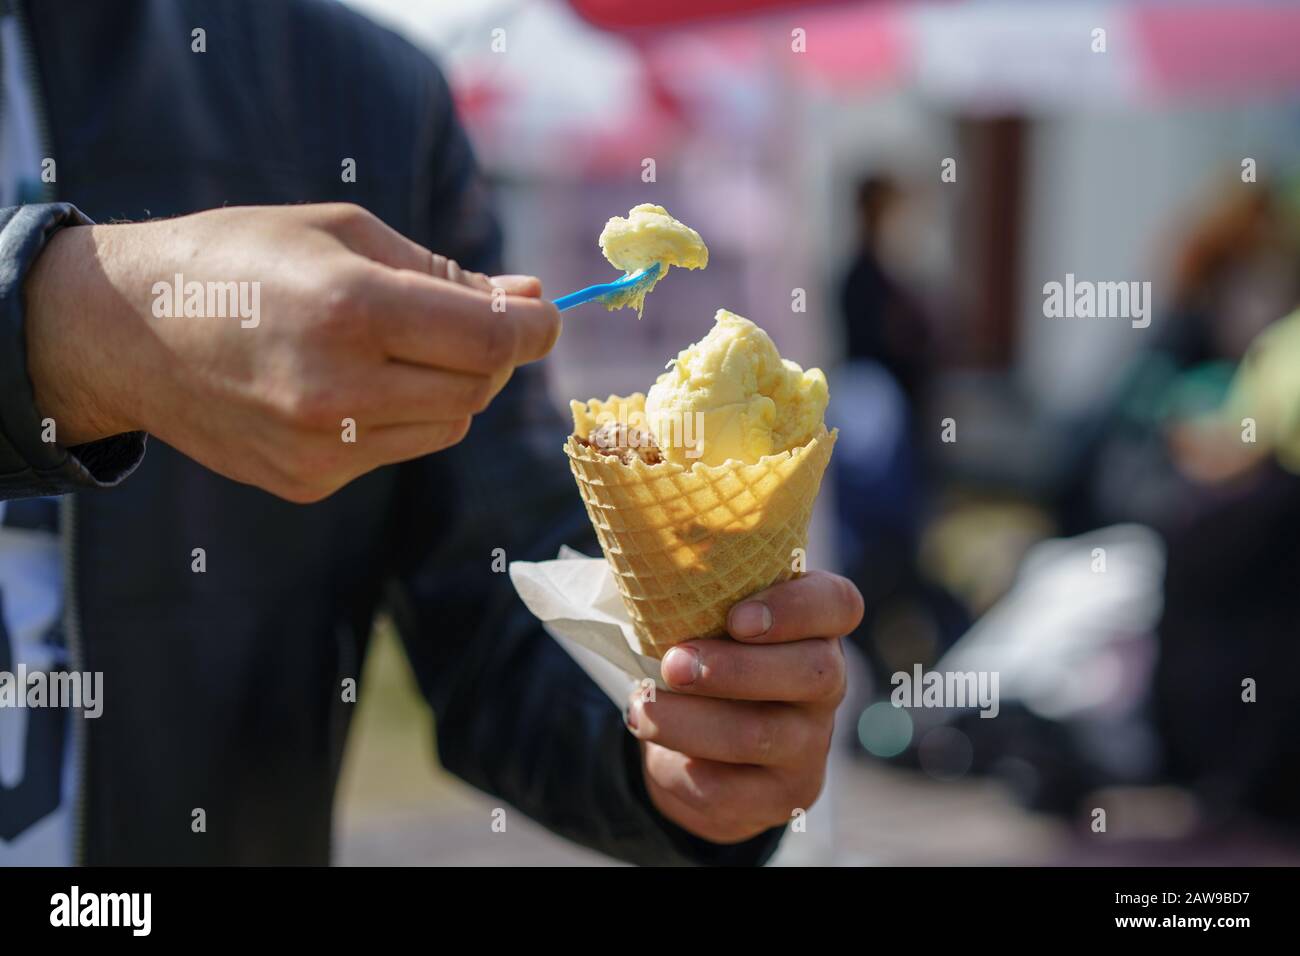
[
  {"x1": 489, "y1": 274, "x2": 539, "y2": 293},
  {"x1": 663, "y1": 645, "x2": 702, "y2": 687},
  {"x1": 625, "y1": 698, "x2": 641, "y2": 732},
  {"x1": 729, "y1": 601, "x2": 772, "y2": 639}
]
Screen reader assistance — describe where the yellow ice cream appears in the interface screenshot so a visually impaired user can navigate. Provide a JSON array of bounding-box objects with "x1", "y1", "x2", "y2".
[
  {"x1": 645, "y1": 309, "x2": 828, "y2": 467},
  {"x1": 597, "y1": 204, "x2": 708, "y2": 316}
]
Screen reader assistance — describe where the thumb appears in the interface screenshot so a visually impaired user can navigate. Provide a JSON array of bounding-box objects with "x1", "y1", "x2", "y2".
[{"x1": 489, "y1": 274, "x2": 543, "y2": 298}]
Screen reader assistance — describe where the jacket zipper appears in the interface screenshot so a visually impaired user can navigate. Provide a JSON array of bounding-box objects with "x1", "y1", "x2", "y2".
[
  {"x1": 13, "y1": 1, "x2": 54, "y2": 204},
  {"x1": 60, "y1": 495, "x2": 86, "y2": 866},
  {"x1": 10, "y1": 0, "x2": 86, "y2": 865}
]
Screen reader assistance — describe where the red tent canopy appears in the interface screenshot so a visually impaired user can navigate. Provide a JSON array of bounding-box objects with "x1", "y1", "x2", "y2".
[{"x1": 569, "y1": 0, "x2": 856, "y2": 30}]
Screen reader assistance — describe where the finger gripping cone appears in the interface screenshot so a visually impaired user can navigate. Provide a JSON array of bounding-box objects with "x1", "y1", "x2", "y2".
[{"x1": 565, "y1": 394, "x2": 837, "y2": 659}]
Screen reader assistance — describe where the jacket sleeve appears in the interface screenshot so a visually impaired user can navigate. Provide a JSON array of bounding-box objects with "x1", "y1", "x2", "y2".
[
  {"x1": 386, "y1": 367, "x2": 785, "y2": 866},
  {"x1": 0, "y1": 203, "x2": 147, "y2": 500}
]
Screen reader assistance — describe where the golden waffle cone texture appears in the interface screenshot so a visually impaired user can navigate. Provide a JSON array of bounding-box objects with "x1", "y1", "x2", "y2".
[{"x1": 565, "y1": 394, "x2": 837, "y2": 658}]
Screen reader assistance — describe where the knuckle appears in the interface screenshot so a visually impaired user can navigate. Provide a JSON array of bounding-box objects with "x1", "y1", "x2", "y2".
[
  {"x1": 287, "y1": 439, "x2": 349, "y2": 484},
  {"x1": 804, "y1": 638, "x2": 845, "y2": 702},
  {"x1": 318, "y1": 269, "x2": 371, "y2": 329},
  {"x1": 773, "y1": 580, "x2": 814, "y2": 629},
  {"x1": 711, "y1": 820, "x2": 761, "y2": 844},
  {"x1": 478, "y1": 315, "x2": 516, "y2": 370},
  {"x1": 804, "y1": 713, "x2": 835, "y2": 765},
  {"x1": 319, "y1": 201, "x2": 374, "y2": 235},
  {"x1": 742, "y1": 713, "x2": 778, "y2": 763},
  {"x1": 831, "y1": 574, "x2": 865, "y2": 633},
  {"x1": 310, "y1": 440, "x2": 353, "y2": 475},
  {"x1": 689, "y1": 767, "x2": 727, "y2": 809},
  {"x1": 634, "y1": 700, "x2": 664, "y2": 743},
  {"x1": 279, "y1": 383, "x2": 342, "y2": 431},
  {"x1": 520, "y1": 301, "x2": 560, "y2": 358},
  {"x1": 436, "y1": 416, "x2": 472, "y2": 449},
  {"x1": 818, "y1": 712, "x2": 837, "y2": 754},
  {"x1": 787, "y1": 767, "x2": 826, "y2": 813},
  {"x1": 262, "y1": 444, "x2": 343, "y2": 503},
  {"x1": 465, "y1": 269, "x2": 493, "y2": 292},
  {"x1": 487, "y1": 367, "x2": 514, "y2": 402},
  {"x1": 463, "y1": 375, "x2": 495, "y2": 414},
  {"x1": 407, "y1": 245, "x2": 436, "y2": 278},
  {"x1": 451, "y1": 416, "x2": 473, "y2": 442},
  {"x1": 276, "y1": 477, "x2": 334, "y2": 505},
  {"x1": 320, "y1": 271, "x2": 382, "y2": 350},
  {"x1": 700, "y1": 645, "x2": 743, "y2": 692}
]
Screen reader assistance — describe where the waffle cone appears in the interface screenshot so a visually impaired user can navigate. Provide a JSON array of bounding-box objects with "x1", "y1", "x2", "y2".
[{"x1": 565, "y1": 393, "x2": 837, "y2": 658}]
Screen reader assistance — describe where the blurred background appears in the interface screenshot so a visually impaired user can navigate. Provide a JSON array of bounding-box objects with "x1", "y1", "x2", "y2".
[{"x1": 334, "y1": 0, "x2": 1300, "y2": 865}]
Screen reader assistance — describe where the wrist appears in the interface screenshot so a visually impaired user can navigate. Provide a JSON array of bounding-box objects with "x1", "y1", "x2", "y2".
[{"x1": 24, "y1": 224, "x2": 143, "y2": 444}]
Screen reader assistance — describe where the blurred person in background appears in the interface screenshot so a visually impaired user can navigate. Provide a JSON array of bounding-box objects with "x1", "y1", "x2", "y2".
[
  {"x1": 1145, "y1": 182, "x2": 1300, "y2": 831},
  {"x1": 831, "y1": 173, "x2": 966, "y2": 741},
  {"x1": 839, "y1": 174, "x2": 932, "y2": 407},
  {"x1": 1057, "y1": 179, "x2": 1300, "y2": 535}
]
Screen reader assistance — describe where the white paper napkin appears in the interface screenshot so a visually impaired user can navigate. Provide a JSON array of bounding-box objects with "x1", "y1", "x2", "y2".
[{"x1": 509, "y1": 547, "x2": 667, "y2": 712}]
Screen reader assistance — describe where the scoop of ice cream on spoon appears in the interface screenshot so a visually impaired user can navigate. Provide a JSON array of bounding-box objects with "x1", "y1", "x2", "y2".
[{"x1": 552, "y1": 204, "x2": 708, "y2": 317}]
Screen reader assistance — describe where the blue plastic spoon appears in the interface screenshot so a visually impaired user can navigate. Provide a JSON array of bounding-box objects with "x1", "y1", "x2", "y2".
[{"x1": 553, "y1": 263, "x2": 662, "y2": 312}]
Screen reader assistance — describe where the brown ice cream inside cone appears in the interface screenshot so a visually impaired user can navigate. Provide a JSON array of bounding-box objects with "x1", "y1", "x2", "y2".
[{"x1": 575, "y1": 420, "x2": 663, "y2": 466}]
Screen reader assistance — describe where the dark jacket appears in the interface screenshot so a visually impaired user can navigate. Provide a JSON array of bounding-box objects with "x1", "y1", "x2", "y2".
[{"x1": 0, "y1": 0, "x2": 781, "y2": 865}]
